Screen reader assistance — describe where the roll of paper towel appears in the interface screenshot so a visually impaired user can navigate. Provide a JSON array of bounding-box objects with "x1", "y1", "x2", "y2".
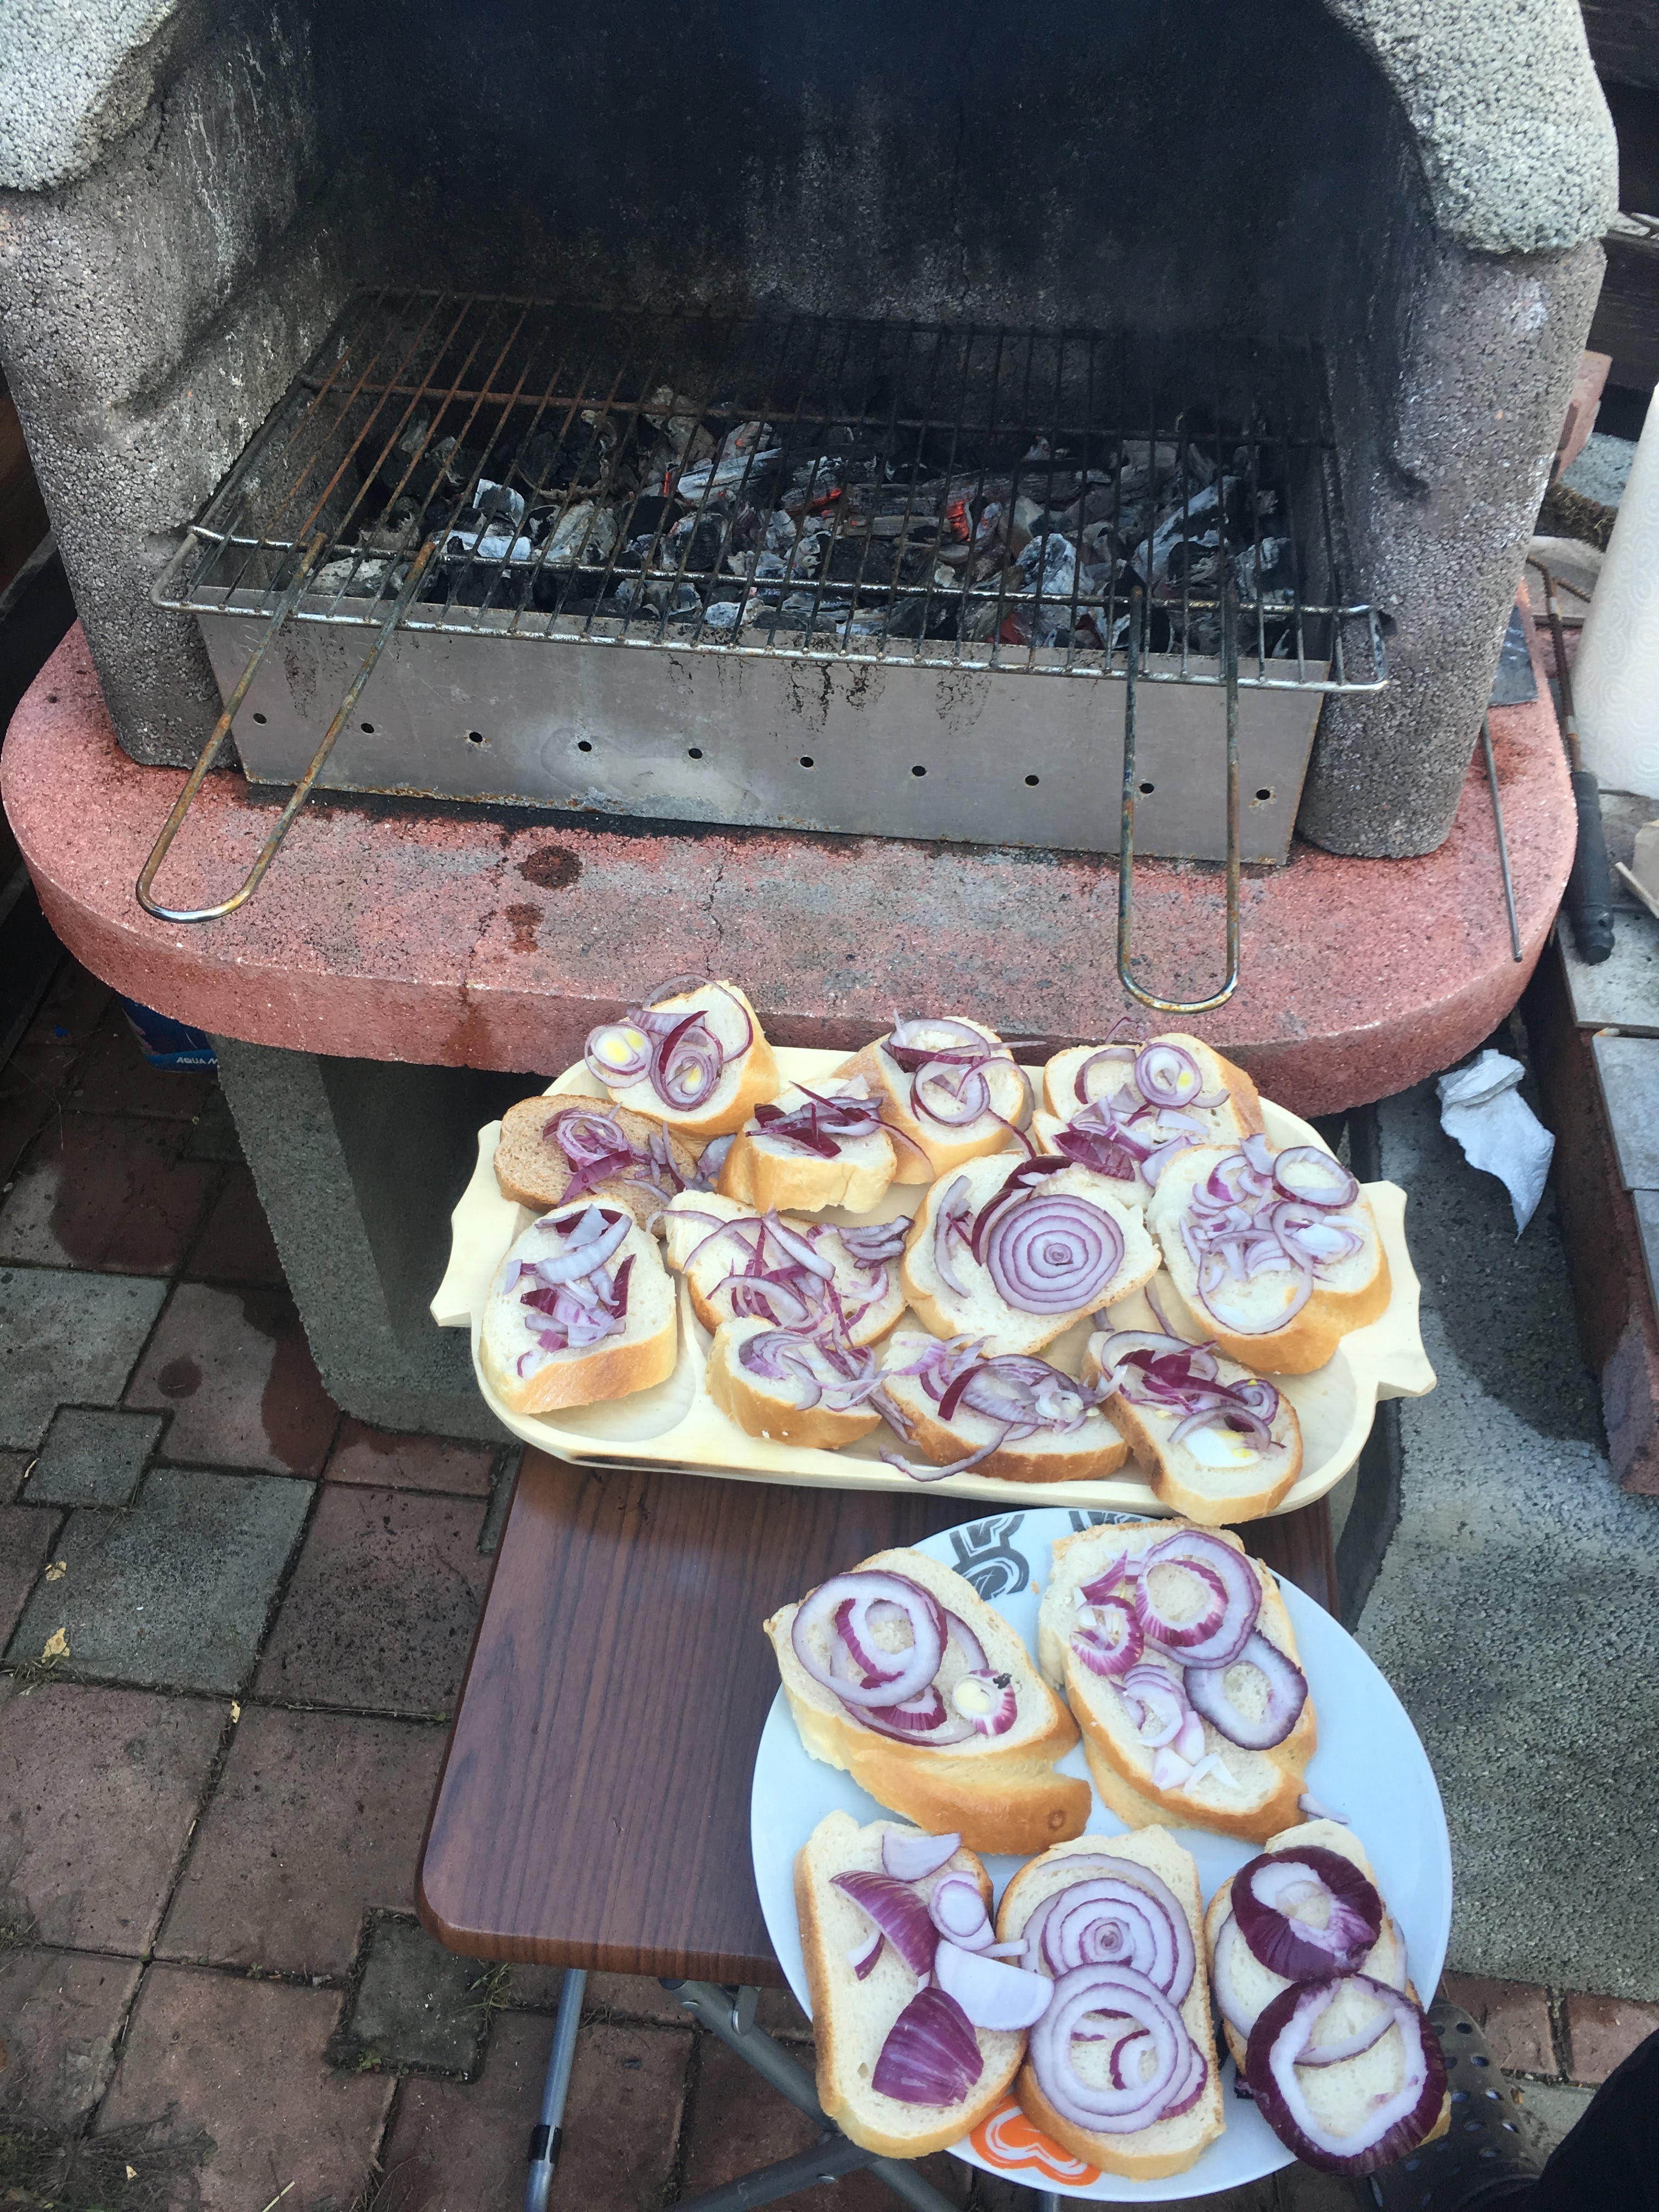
[{"x1": 1575, "y1": 386, "x2": 1659, "y2": 799}]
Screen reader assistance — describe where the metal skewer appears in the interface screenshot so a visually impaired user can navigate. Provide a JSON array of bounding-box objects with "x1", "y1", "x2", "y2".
[{"x1": 1480, "y1": 714, "x2": 1523, "y2": 962}]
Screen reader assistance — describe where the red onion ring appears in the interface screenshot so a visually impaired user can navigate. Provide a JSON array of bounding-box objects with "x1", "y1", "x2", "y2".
[
  {"x1": 1233, "y1": 1848, "x2": 1384, "y2": 1980},
  {"x1": 1183, "y1": 1631, "x2": 1308, "y2": 1749},
  {"x1": 882, "y1": 1830, "x2": 961, "y2": 1882},
  {"x1": 1135, "y1": 1042, "x2": 1204, "y2": 1107},
  {"x1": 933, "y1": 1175, "x2": 975, "y2": 1297},
  {"x1": 1132, "y1": 1558, "x2": 1229, "y2": 1651},
  {"x1": 1028, "y1": 1963, "x2": 1195, "y2": 2133},
  {"x1": 1271, "y1": 1145, "x2": 1358, "y2": 1210},
  {"x1": 1071, "y1": 1596, "x2": 1143, "y2": 1678},
  {"x1": 1120, "y1": 1663, "x2": 1189, "y2": 1748},
  {"x1": 1136, "y1": 1530, "x2": 1261, "y2": 1666},
  {"x1": 849, "y1": 1926, "x2": 884, "y2": 1978},
  {"x1": 929, "y1": 1874, "x2": 992, "y2": 1948},
  {"x1": 832, "y1": 1870, "x2": 938, "y2": 1976},
  {"x1": 1245, "y1": 1974, "x2": 1446, "y2": 2175},
  {"x1": 1029, "y1": 1867, "x2": 1195, "y2": 2004},
  {"x1": 985, "y1": 1193, "x2": 1124, "y2": 1314},
  {"x1": 1072, "y1": 1043, "x2": 1141, "y2": 1104},
  {"x1": 791, "y1": 1571, "x2": 945, "y2": 1709}
]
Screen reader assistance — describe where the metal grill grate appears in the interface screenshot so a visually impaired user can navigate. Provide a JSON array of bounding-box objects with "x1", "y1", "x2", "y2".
[{"x1": 156, "y1": 289, "x2": 1385, "y2": 696}]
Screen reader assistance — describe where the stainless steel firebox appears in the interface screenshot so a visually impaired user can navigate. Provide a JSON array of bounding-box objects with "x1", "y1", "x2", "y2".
[{"x1": 154, "y1": 292, "x2": 1385, "y2": 866}]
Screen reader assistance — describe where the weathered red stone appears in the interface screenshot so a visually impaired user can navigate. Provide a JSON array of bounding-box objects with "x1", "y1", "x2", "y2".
[{"x1": 3, "y1": 617, "x2": 1574, "y2": 1117}]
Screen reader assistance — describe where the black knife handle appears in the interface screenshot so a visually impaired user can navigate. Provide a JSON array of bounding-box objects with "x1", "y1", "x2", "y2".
[{"x1": 1567, "y1": 768, "x2": 1617, "y2": 964}]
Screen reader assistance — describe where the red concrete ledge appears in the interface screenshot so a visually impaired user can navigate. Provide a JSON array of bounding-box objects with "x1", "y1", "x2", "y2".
[{"x1": 3, "y1": 619, "x2": 1573, "y2": 1117}]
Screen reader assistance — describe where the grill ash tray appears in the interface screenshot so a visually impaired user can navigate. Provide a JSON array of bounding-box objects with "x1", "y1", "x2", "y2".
[{"x1": 432, "y1": 1049, "x2": 1434, "y2": 1516}]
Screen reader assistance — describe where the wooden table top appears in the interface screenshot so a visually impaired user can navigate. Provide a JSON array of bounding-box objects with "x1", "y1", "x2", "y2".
[{"x1": 416, "y1": 1453, "x2": 1338, "y2": 1986}]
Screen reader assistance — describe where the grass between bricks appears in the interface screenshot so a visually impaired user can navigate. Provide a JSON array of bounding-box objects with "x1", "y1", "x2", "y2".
[{"x1": 0, "y1": 2123, "x2": 212, "y2": 2212}]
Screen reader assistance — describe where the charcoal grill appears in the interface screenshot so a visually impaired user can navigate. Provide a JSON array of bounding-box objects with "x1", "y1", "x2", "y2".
[{"x1": 146, "y1": 290, "x2": 1385, "y2": 994}]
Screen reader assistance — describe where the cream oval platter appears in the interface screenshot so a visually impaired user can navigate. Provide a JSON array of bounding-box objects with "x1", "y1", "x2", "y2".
[{"x1": 431, "y1": 1048, "x2": 1435, "y2": 1516}]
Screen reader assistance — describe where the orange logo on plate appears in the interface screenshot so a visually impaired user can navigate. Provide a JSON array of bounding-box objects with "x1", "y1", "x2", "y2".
[{"x1": 969, "y1": 2094, "x2": 1101, "y2": 2184}]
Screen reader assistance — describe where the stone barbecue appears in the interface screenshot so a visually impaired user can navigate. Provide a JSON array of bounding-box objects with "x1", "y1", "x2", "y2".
[{"x1": 0, "y1": 0, "x2": 1617, "y2": 891}]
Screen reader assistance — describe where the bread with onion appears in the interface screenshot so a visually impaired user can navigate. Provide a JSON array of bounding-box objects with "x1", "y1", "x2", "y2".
[
  {"x1": 1147, "y1": 1138, "x2": 1389, "y2": 1375},
  {"x1": 995, "y1": 1829, "x2": 1224, "y2": 2180},
  {"x1": 1039, "y1": 1034, "x2": 1262, "y2": 1208},
  {"x1": 796, "y1": 1812, "x2": 1034, "y2": 2158},
  {"x1": 583, "y1": 979, "x2": 779, "y2": 1141},
  {"x1": 1082, "y1": 1315, "x2": 1303, "y2": 1523},
  {"x1": 708, "y1": 1315, "x2": 887, "y2": 1449},
  {"x1": 901, "y1": 1155, "x2": 1157, "y2": 1357},
  {"x1": 663, "y1": 1192, "x2": 907, "y2": 1347},
  {"x1": 718, "y1": 1075, "x2": 898, "y2": 1214},
  {"x1": 833, "y1": 1017, "x2": 1032, "y2": 1182},
  {"x1": 493, "y1": 1096, "x2": 697, "y2": 1232},
  {"x1": 877, "y1": 1330, "x2": 1129, "y2": 1485},
  {"x1": 1203, "y1": 1820, "x2": 1450, "y2": 2174},
  {"x1": 1038, "y1": 1520, "x2": 1314, "y2": 1843},
  {"x1": 765, "y1": 1550, "x2": 1091, "y2": 1857},
  {"x1": 479, "y1": 1202, "x2": 678, "y2": 1414}
]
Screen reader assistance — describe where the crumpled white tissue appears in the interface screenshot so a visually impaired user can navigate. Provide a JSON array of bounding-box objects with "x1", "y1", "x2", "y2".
[{"x1": 1436, "y1": 1049, "x2": 1555, "y2": 1235}]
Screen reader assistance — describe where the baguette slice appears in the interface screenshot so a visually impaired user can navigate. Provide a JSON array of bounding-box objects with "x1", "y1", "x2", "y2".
[
  {"x1": 1203, "y1": 1821, "x2": 1415, "y2": 2072},
  {"x1": 663, "y1": 1192, "x2": 906, "y2": 1346},
  {"x1": 1042, "y1": 1033, "x2": 1263, "y2": 1136},
  {"x1": 901, "y1": 1156, "x2": 1157, "y2": 1357},
  {"x1": 708, "y1": 1316, "x2": 884, "y2": 1449},
  {"x1": 1148, "y1": 1144, "x2": 1390, "y2": 1375},
  {"x1": 478, "y1": 1204, "x2": 677, "y2": 1414},
  {"x1": 591, "y1": 981, "x2": 779, "y2": 1141},
  {"x1": 493, "y1": 1096, "x2": 697, "y2": 1232},
  {"x1": 1081, "y1": 1313, "x2": 1303, "y2": 1523},
  {"x1": 766, "y1": 1548, "x2": 1091, "y2": 1857},
  {"x1": 718, "y1": 1076, "x2": 898, "y2": 1214},
  {"x1": 1204, "y1": 1821, "x2": 1449, "y2": 2163},
  {"x1": 797, "y1": 1812, "x2": 1024, "y2": 2158},
  {"x1": 878, "y1": 1329, "x2": 1130, "y2": 1485},
  {"x1": 996, "y1": 1829, "x2": 1224, "y2": 2180},
  {"x1": 834, "y1": 1017, "x2": 1030, "y2": 1182},
  {"x1": 1039, "y1": 1521, "x2": 1314, "y2": 1842}
]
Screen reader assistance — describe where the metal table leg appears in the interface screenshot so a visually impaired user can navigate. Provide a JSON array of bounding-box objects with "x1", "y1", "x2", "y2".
[
  {"x1": 523, "y1": 1967, "x2": 586, "y2": 2212},
  {"x1": 662, "y1": 1980, "x2": 962, "y2": 2212}
]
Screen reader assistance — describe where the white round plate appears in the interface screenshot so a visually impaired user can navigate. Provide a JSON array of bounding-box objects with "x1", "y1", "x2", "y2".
[{"x1": 749, "y1": 1508, "x2": 1451, "y2": 2203}]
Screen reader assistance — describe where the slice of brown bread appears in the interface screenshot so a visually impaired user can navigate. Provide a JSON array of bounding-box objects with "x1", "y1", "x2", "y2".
[{"x1": 493, "y1": 1097, "x2": 697, "y2": 1231}]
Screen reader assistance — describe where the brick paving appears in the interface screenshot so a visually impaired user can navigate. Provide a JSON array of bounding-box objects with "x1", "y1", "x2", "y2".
[{"x1": 0, "y1": 961, "x2": 1650, "y2": 2211}]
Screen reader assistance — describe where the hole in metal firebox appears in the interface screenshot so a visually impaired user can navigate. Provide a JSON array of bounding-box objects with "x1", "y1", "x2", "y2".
[
  {"x1": 687, "y1": 746, "x2": 703, "y2": 759},
  {"x1": 466, "y1": 730, "x2": 486, "y2": 746},
  {"x1": 1138, "y1": 780, "x2": 1154, "y2": 794},
  {"x1": 911, "y1": 765, "x2": 927, "y2": 778},
  {"x1": 1255, "y1": 786, "x2": 1273, "y2": 802},
  {"x1": 577, "y1": 739, "x2": 592, "y2": 752},
  {"x1": 799, "y1": 756, "x2": 815, "y2": 769},
  {"x1": 360, "y1": 721, "x2": 375, "y2": 734},
  {"x1": 1025, "y1": 774, "x2": 1039, "y2": 786},
  {"x1": 252, "y1": 712, "x2": 267, "y2": 724}
]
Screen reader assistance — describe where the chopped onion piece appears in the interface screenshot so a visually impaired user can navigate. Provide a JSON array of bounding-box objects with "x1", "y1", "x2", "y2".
[
  {"x1": 870, "y1": 1985, "x2": 984, "y2": 2106},
  {"x1": 881, "y1": 1830, "x2": 962, "y2": 1882}
]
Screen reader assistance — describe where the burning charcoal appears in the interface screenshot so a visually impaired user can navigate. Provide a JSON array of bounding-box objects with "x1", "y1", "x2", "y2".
[
  {"x1": 642, "y1": 388, "x2": 707, "y2": 457},
  {"x1": 664, "y1": 514, "x2": 729, "y2": 574},
  {"x1": 473, "y1": 481, "x2": 527, "y2": 529},
  {"x1": 675, "y1": 422, "x2": 782, "y2": 500},
  {"x1": 542, "y1": 501, "x2": 620, "y2": 569},
  {"x1": 618, "y1": 494, "x2": 677, "y2": 543},
  {"x1": 787, "y1": 529, "x2": 830, "y2": 582},
  {"x1": 1163, "y1": 534, "x2": 1224, "y2": 590},
  {"x1": 703, "y1": 599, "x2": 745, "y2": 631},
  {"x1": 763, "y1": 508, "x2": 799, "y2": 556}
]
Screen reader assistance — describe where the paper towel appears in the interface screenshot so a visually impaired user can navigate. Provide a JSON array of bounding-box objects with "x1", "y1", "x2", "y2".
[
  {"x1": 1436, "y1": 1050, "x2": 1555, "y2": 1235},
  {"x1": 1575, "y1": 385, "x2": 1659, "y2": 799}
]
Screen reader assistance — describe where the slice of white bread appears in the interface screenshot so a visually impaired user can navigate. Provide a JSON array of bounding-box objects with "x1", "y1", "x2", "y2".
[
  {"x1": 1042, "y1": 1033, "x2": 1263, "y2": 1137},
  {"x1": 1081, "y1": 1322, "x2": 1304, "y2": 1524},
  {"x1": 765, "y1": 1547, "x2": 1092, "y2": 1857},
  {"x1": 1148, "y1": 1144, "x2": 1390, "y2": 1375},
  {"x1": 1204, "y1": 1820, "x2": 1449, "y2": 2158},
  {"x1": 901, "y1": 1156, "x2": 1158, "y2": 1357},
  {"x1": 493, "y1": 1097, "x2": 697, "y2": 1232},
  {"x1": 833, "y1": 1017, "x2": 1030, "y2": 1182},
  {"x1": 797, "y1": 1812, "x2": 1024, "y2": 2158},
  {"x1": 708, "y1": 1316, "x2": 884, "y2": 1449},
  {"x1": 1039, "y1": 1521, "x2": 1314, "y2": 1843},
  {"x1": 718, "y1": 1076, "x2": 898, "y2": 1214},
  {"x1": 663, "y1": 1192, "x2": 906, "y2": 1347},
  {"x1": 591, "y1": 981, "x2": 780, "y2": 1141},
  {"x1": 479, "y1": 1205, "x2": 678, "y2": 1414},
  {"x1": 1203, "y1": 1820, "x2": 1414, "y2": 2070},
  {"x1": 996, "y1": 1828, "x2": 1224, "y2": 2180},
  {"x1": 878, "y1": 1329, "x2": 1130, "y2": 1485}
]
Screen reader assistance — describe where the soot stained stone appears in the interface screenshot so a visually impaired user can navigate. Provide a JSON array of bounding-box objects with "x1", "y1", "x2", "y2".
[{"x1": 335, "y1": 1916, "x2": 484, "y2": 2075}]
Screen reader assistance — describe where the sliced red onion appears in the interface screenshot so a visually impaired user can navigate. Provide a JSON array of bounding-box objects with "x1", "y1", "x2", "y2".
[
  {"x1": 1072, "y1": 1043, "x2": 1141, "y2": 1104},
  {"x1": 1078, "y1": 1553, "x2": 1131, "y2": 1605},
  {"x1": 929, "y1": 1875, "x2": 992, "y2": 1948},
  {"x1": 871, "y1": 1986, "x2": 984, "y2": 2106},
  {"x1": 849, "y1": 1927, "x2": 884, "y2": 1978},
  {"x1": 1210, "y1": 1915, "x2": 1254, "y2": 2036},
  {"x1": 583, "y1": 1022, "x2": 652, "y2": 1087},
  {"x1": 1234, "y1": 1848, "x2": 1383, "y2": 1980},
  {"x1": 943, "y1": 1611, "x2": 989, "y2": 1673},
  {"x1": 1032, "y1": 1866, "x2": 1195, "y2": 2004},
  {"x1": 1138, "y1": 1531, "x2": 1261, "y2": 1666},
  {"x1": 764, "y1": 1215, "x2": 837, "y2": 1279},
  {"x1": 932, "y1": 1175, "x2": 975, "y2": 1297},
  {"x1": 839, "y1": 1217, "x2": 912, "y2": 1264},
  {"x1": 1271, "y1": 1146, "x2": 1359, "y2": 1210},
  {"x1": 1132, "y1": 1558, "x2": 1228, "y2": 1651},
  {"x1": 832, "y1": 1871, "x2": 938, "y2": 1977},
  {"x1": 1150, "y1": 1745, "x2": 1193, "y2": 1791},
  {"x1": 985, "y1": 1193, "x2": 1124, "y2": 1314},
  {"x1": 951, "y1": 1669, "x2": 1017, "y2": 1736},
  {"x1": 713, "y1": 1271, "x2": 814, "y2": 1327},
  {"x1": 882, "y1": 1830, "x2": 962, "y2": 1882},
  {"x1": 647, "y1": 1011, "x2": 723, "y2": 1110},
  {"x1": 1184, "y1": 1749, "x2": 1241, "y2": 1792},
  {"x1": 524, "y1": 1207, "x2": 630, "y2": 1283},
  {"x1": 752, "y1": 1086, "x2": 885, "y2": 1157},
  {"x1": 1071, "y1": 1596, "x2": 1143, "y2": 1679},
  {"x1": 1184, "y1": 1632, "x2": 1308, "y2": 1750},
  {"x1": 1028, "y1": 1963, "x2": 1194, "y2": 2132},
  {"x1": 1120, "y1": 1664, "x2": 1190, "y2": 1750},
  {"x1": 1295, "y1": 2005, "x2": 1398, "y2": 2067},
  {"x1": 1297, "y1": 1792, "x2": 1350, "y2": 1825},
  {"x1": 934, "y1": 1940, "x2": 1054, "y2": 2030},
  {"x1": 1135, "y1": 1042, "x2": 1204, "y2": 1108},
  {"x1": 913, "y1": 1061, "x2": 992, "y2": 1127},
  {"x1": 1245, "y1": 1974, "x2": 1446, "y2": 2176},
  {"x1": 791, "y1": 1572, "x2": 945, "y2": 1709},
  {"x1": 845, "y1": 1689, "x2": 977, "y2": 1746}
]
